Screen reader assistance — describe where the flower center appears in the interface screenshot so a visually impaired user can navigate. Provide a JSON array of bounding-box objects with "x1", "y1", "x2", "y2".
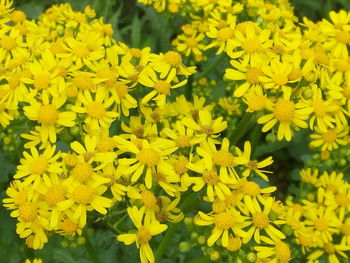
[
  {"x1": 324, "y1": 243, "x2": 335, "y2": 254},
  {"x1": 64, "y1": 153, "x2": 78, "y2": 167},
  {"x1": 71, "y1": 163, "x2": 93, "y2": 183},
  {"x1": 34, "y1": 74, "x2": 50, "y2": 90},
  {"x1": 214, "y1": 212, "x2": 235, "y2": 230},
  {"x1": 86, "y1": 101, "x2": 105, "y2": 119},
  {"x1": 186, "y1": 37, "x2": 198, "y2": 47},
  {"x1": 45, "y1": 185, "x2": 66, "y2": 207},
  {"x1": 96, "y1": 137, "x2": 116, "y2": 152},
  {"x1": 240, "y1": 181, "x2": 261, "y2": 196},
  {"x1": 1, "y1": 36, "x2": 16, "y2": 50},
  {"x1": 322, "y1": 130, "x2": 337, "y2": 143},
  {"x1": 61, "y1": 218, "x2": 78, "y2": 234},
  {"x1": 19, "y1": 203, "x2": 37, "y2": 222},
  {"x1": 272, "y1": 73, "x2": 288, "y2": 86},
  {"x1": 246, "y1": 67, "x2": 263, "y2": 84},
  {"x1": 164, "y1": 51, "x2": 182, "y2": 66},
  {"x1": 248, "y1": 161, "x2": 258, "y2": 170},
  {"x1": 141, "y1": 190, "x2": 157, "y2": 209},
  {"x1": 30, "y1": 157, "x2": 48, "y2": 175},
  {"x1": 253, "y1": 212, "x2": 269, "y2": 228},
  {"x1": 315, "y1": 52, "x2": 329, "y2": 66},
  {"x1": 200, "y1": 125, "x2": 213, "y2": 134},
  {"x1": 37, "y1": 104, "x2": 58, "y2": 125},
  {"x1": 176, "y1": 135, "x2": 191, "y2": 148},
  {"x1": 137, "y1": 227, "x2": 152, "y2": 245},
  {"x1": 174, "y1": 158, "x2": 188, "y2": 175},
  {"x1": 154, "y1": 80, "x2": 171, "y2": 95},
  {"x1": 312, "y1": 100, "x2": 326, "y2": 117},
  {"x1": 273, "y1": 99, "x2": 295, "y2": 122},
  {"x1": 74, "y1": 75, "x2": 94, "y2": 90},
  {"x1": 275, "y1": 242, "x2": 291, "y2": 263},
  {"x1": 336, "y1": 193, "x2": 350, "y2": 207},
  {"x1": 137, "y1": 148, "x2": 160, "y2": 167},
  {"x1": 243, "y1": 38, "x2": 262, "y2": 53},
  {"x1": 74, "y1": 184, "x2": 94, "y2": 205},
  {"x1": 217, "y1": 27, "x2": 234, "y2": 42},
  {"x1": 336, "y1": 30, "x2": 350, "y2": 44},
  {"x1": 212, "y1": 150, "x2": 235, "y2": 167},
  {"x1": 202, "y1": 170, "x2": 220, "y2": 185},
  {"x1": 314, "y1": 218, "x2": 328, "y2": 231},
  {"x1": 72, "y1": 43, "x2": 90, "y2": 57}
]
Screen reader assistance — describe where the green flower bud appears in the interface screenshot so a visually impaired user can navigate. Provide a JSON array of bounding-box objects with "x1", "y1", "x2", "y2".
[
  {"x1": 179, "y1": 242, "x2": 191, "y2": 253},
  {"x1": 246, "y1": 252, "x2": 257, "y2": 262}
]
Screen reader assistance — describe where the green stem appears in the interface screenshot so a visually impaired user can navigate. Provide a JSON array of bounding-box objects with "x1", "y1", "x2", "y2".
[
  {"x1": 194, "y1": 54, "x2": 226, "y2": 80},
  {"x1": 84, "y1": 233, "x2": 101, "y2": 263},
  {"x1": 229, "y1": 113, "x2": 254, "y2": 147},
  {"x1": 155, "y1": 193, "x2": 198, "y2": 262}
]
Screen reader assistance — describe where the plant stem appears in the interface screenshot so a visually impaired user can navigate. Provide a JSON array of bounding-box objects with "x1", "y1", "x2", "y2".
[
  {"x1": 84, "y1": 233, "x2": 101, "y2": 263},
  {"x1": 229, "y1": 113, "x2": 254, "y2": 146},
  {"x1": 188, "y1": 256, "x2": 211, "y2": 263},
  {"x1": 194, "y1": 53, "x2": 226, "y2": 80}
]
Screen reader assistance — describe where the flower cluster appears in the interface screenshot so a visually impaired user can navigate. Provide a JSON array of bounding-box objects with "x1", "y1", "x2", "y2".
[{"x1": 286, "y1": 169, "x2": 350, "y2": 263}]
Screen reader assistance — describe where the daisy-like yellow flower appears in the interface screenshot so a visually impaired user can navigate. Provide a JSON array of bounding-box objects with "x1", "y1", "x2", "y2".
[
  {"x1": 23, "y1": 93, "x2": 76, "y2": 144},
  {"x1": 255, "y1": 237, "x2": 292, "y2": 263},
  {"x1": 259, "y1": 58, "x2": 294, "y2": 91},
  {"x1": 150, "y1": 50, "x2": 196, "y2": 78},
  {"x1": 14, "y1": 145, "x2": 62, "y2": 188},
  {"x1": 206, "y1": 13, "x2": 236, "y2": 54},
  {"x1": 162, "y1": 121, "x2": 205, "y2": 149},
  {"x1": 228, "y1": 22, "x2": 271, "y2": 62},
  {"x1": 57, "y1": 179, "x2": 112, "y2": 226},
  {"x1": 304, "y1": 206, "x2": 340, "y2": 243},
  {"x1": 258, "y1": 88, "x2": 312, "y2": 141},
  {"x1": 300, "y1": 85, "x2": 337, "y2": 132},
  {"x1": 0, "y1": 93, "x2": 17, "y2": 127},
  {"x1": 175, "y1": 31, "x2": 205, "y2": 56},
  {"x1": 194, "y1": 207, "x2": 247, "y2": 247},
  {"x1": 63, "y1": 32, "x2": 105, "y2": 68},
  {"x1": 185, "y1": 159, "x2": 232, "y2": 202},
  {"x1": 115, "y1": 136, "x2": 177, "y2": 188},
  {"x1": 72, "y1": 88, "x2": 118, "y2": 131},
  {"x1": 241, "y1": 195, "x2": 285, "y2": 244},
  {"x1": 117, "y1": 206, "x2": 168, "y2": 263},
  {"x1": 182, "y1": 109, "x2": 227, "y2": 137},
  {"x1": 308, "y1": 242, "x2": 349, "y2": 263},
  {"x1": 155, "y1": 195, "x2": 183, "y2": 223},
  {"x1": 309, "y1": 124, "x2": 349, "y2": 151},
  {"x1": 225, "y1": 56, "x2": 265, "y2": 97},
  {"x1": 139, "y1": 67, "x2": 187, "y2": 107},
  {"x1": 235, "y1": 141, "x2": 273, "y2": 181},
  {"x1": 109, "y1": 82, "x2": 137, "y2": 116}
]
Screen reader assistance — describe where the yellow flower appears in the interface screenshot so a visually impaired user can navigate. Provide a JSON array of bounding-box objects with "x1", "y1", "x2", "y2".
[
  {"x1": 308, "y1": 242, "x2": 349, "y2": 263},
  {"x1": 117, "y1": 206, "x2": 168, "y2": 263},
  {"x1": 258, "y1": 88, "x2": 312, "y2": 141},
  {"x1": 23, "y1": 93, "x2": 76, "y2": 144},
  {"x1": 235, "y1": 141, "x2": 273, "y2": 181},
  {"x1": 241, "y1": 195, "x2": 285, "y2": 244},
  {"x1": 175, "y1": 31, "x2": 206, "y2": 56},
  {"x1": 72, "y1": 88, "x2": 118, "y2": 131},
  {"x1": 310, "y1": 124, "x2": 349, "y2": 151},
  {"x1": 194, "y1": 207, "x2": 247, "y2": 247},
  {"x1": 255, "y1": 238, "x2": 292, "y2": 263},
  {"x1": 182, "y1": 109, "x2": 227, "y2": 137},
  {"x1": 115, "y1": 136, "x2": 177, "y2": 188},
  {"x1": 139, "y1": 67, "x2": 187, "y2": 107},
  {"x1": 14, "y1": 145, "x2": 62, "y2": 188}
]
